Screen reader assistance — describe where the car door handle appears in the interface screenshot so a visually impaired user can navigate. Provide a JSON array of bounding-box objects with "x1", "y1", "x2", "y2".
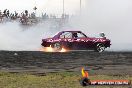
[{"x1": 74, "y1": 38, "x2": 77, "y2": 40}]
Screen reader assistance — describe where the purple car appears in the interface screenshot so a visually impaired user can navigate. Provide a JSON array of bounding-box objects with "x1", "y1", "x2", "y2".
[{"x1": 41, "y1": 31, "x2": 111, "y2": 52}]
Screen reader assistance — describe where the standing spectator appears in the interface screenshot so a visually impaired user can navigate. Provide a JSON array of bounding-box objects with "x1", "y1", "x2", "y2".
[
  {"x1": 25, "y1": 10, "x2": 28, "y2": 16},
  {"x1": 0, "y1": 10, "x2": 3, "y2": 22},
  {"x1": 0, "y1": 10, "x2": 2, "y2": 15},
  {"x1": 7, "y1": 10, "x2": 10, "y2": 17},
  {"x1": 3, "y1": 9, "x2": 7, "y2": 16},
  {"x1": 15, "y1": 11, "x2": 18, "y2": 18}
]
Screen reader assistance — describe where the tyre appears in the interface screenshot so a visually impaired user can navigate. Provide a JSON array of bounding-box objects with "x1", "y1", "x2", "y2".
[
  {"x1": 95, "y1": 43, "x2": 105, "y2": 52},
  {"x1": 52, "y1": 42, "x2": 62, "y2": 52}
]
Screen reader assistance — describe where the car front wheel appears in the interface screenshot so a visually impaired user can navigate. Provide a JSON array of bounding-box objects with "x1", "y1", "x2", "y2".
[
  {"x1": 95, "y1": 43, "x2": 105, "y2": 52},
  {"x1": 52, "y1": 42, "x2": 62, "y2": 52}
]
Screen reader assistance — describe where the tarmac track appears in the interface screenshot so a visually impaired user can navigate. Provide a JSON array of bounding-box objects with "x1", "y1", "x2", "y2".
[{"x1": 0, "y1": 51, "x2": 132, "y2": 75}]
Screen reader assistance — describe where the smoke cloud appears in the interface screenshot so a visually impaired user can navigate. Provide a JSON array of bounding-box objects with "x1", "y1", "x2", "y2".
[
  {"x1": 68, "y1": 0, "x2": 132, "y2": 51},
  {"x1": 0, "y1": 21, "x2": 59, "y2": 51}
]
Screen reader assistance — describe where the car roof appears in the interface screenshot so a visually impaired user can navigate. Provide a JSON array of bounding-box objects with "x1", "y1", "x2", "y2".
[
  {"x1": 53, "y1": 31, "x2": 80, "y2": 38},
  {"x1": 61, "y1": 31, "x2": 82, "y2": 33}
]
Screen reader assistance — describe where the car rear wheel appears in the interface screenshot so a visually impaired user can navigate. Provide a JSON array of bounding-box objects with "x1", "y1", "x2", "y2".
[
  {"x1": 95, "y1": 43, "x2": 105, "y2": 52},
  {"x1": 52, "y1": 42, "x2": 62, "y2": 52}
]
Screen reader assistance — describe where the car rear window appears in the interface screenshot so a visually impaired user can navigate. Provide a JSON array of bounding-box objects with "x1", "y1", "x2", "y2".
[{"x1": 60, "y1": 32, "x2": 72, "y2": 38}]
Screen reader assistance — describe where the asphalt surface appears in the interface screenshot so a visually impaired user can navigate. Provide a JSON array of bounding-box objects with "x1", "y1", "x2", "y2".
[{"x1": 0, "y1": 51, "x2": 132, "y2": 75}]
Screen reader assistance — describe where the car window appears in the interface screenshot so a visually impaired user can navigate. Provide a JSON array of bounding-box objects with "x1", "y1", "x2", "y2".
[
  {"x1": 77, "y1": 33, "x2": 87, "y2": 38},
  {"x1": 60, "y1": 32, "x2": 72, "y2": 38}
]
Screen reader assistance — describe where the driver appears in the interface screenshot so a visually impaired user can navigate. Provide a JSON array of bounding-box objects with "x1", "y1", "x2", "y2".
[{"x1": 73, "y1": 33, "x2": 78, "y2": 38}]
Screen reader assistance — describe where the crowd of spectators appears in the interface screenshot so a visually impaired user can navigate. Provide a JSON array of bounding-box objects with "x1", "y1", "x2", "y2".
[
  {"x1": 0, "y1": 9, "x2": 36, "y2": 24},
  {"x1": 0, "y1": 9, "x2": 69, "y2": 25}
]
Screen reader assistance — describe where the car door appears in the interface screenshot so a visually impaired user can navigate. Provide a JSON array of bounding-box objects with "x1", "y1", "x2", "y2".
[
  {"x1": 59, "y1": 32, "x2": 73, "y2": 48},
  {"x1": 72, "y1": 32, "x2": 88, "y2": 50}
]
